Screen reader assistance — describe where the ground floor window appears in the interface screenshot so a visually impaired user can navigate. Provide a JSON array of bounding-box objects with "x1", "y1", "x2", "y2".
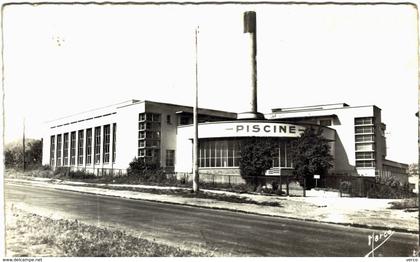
[{"x1": 198, "y1": 139, "x2": 293, "y2": 168}]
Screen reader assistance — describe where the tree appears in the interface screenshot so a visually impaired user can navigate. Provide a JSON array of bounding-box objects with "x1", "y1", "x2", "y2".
[
  {"x1": 290, "y1": 127, "x2": 334, "y2": 189},
  {"x1": 239, "y1": 137, "x2": 276, "y2": 187},
  {"x1": 4, "y1": 139, "x2": 42, "y2": 169}
]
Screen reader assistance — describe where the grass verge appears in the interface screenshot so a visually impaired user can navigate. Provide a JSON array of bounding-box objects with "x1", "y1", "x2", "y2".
[
  {"x1": 69, "y1": 184, "x2": 283, "y2": 207},
  {"x1": 6, "y1": 207, "x2": 212, "y2": 257}
]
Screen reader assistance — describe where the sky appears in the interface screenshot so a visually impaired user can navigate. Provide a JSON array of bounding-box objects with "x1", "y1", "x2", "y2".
[{"x1": 2, "y1": 3, "x2": 418, "y2": 164}]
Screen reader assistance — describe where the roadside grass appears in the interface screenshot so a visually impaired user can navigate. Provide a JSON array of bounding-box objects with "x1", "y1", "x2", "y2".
[
  {"x1": 6, "y1": 207, "x2": 212, "y2": 257},
  {"x1": 389, "y1": 197, "x2": 418, "y2": 211},
  {"x1": 6, "y1": 168, "x2": 284, "y2": 206},
  {"x1": 65, "y1": 184, "x2": 283, "y2": 207}
]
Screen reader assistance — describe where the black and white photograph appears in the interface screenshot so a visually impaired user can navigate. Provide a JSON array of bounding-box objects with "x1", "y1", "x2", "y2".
[{"x1": 1, "y1": 1, "x2": 419, "y2": 258}]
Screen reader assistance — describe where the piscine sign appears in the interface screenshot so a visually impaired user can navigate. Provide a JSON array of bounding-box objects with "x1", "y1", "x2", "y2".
[
  {"x1": 235, "y1": 123, "x2": 305, "y2": 135},
  {"x1": 195, "y1": 122, "x2": 305, "y2": 139}
]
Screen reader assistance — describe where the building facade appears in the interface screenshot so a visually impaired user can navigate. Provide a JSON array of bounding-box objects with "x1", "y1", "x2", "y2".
[{"x1": 42, "y1": 100, "x2": 408, "y2": 184}]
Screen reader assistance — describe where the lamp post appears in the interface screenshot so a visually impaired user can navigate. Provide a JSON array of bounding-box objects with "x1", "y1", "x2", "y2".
[{"x1": 192, "y1": 27, "x2": 200, "y2": 192}]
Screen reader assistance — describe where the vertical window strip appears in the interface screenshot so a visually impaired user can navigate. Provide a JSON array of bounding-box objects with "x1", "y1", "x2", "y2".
[
  {"x1": 103, "y1": 125, "x2": 110, "y2": 163},
  {"x1": 70, "y1": 132, "x2": 76, "y2": 166},
  {"x1": 112, "y1": 123, "x2": 116, "y2": 163},
  {"x1": 56, "y1": 134, "x2": 62, "y2": 166},
  {"x1": 94, "y1": 127, "x2": 101, "y2": 164},
  {"x1": 86, "y1": 129, "x2": 92, "y2": 165},
  {"x1": 50, "y1": 135, "x2": 55, "y2": 167},
  {"x1": 78, "y1": 130, "x2": 84, "y2": 165},
  {"x1": 63, "y1": 133, "x2": 69, "y2": 166}
]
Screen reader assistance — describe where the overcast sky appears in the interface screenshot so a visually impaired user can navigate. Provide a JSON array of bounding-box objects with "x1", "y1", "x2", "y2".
[{"x1": 2, "y1": 3, "x2": 418, "y2": 164}]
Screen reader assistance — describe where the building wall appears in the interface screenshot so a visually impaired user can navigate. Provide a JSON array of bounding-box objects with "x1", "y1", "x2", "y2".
[
  {"x1": 268, "y1": 105, "x2": 385, "y2": 177},
  {"x1": 42, "y1": 110, "x2": 118, "y2": 171}
]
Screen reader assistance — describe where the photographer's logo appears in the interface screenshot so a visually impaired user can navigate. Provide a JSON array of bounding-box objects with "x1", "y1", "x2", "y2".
[{"x1": 364, "y1": 230, "x2": 394, "y2": 257}]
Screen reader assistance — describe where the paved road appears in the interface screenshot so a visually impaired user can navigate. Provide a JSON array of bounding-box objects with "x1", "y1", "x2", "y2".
[{"x1": 5, "y1": 183, "x2": 418, "y2": 256}]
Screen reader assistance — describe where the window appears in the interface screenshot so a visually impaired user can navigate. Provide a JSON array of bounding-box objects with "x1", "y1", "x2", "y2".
[
  {"x1": 138, "y1": 113, "x2": 161, "y2": 162},
  {"x1": 139, "y1": 113, "x2": 146, "y2": 121},
  {"x1": 112, "y1": 123, "x2": 116, "y2": 163},
  {"x1": 50, "y1": 135, "x2": 55, "y2": 166},
  {"x1": 166, "y1": 150, "x2": 175, "y2": 167},
  {"x1": 199, "y1": 140, "x2": 241, "y2": 168},
  {"x1": 70, "y1": 132, "x2": 76, "y2": 165},
  {"x1": 103, "y1": 125, "x2": 110, "y2": 163},
  {"x1": 356, "y1": 152, "x2": 375, "y2": 160},
  {"x1": 85, "y1": 129, "x2": 92, "y2": 165},
  {"x1": 355, "y1": 143, "x2": 374, "y2": 151},
  {"x1": 63, "y1": 133, "x2": 69, "y2": 165},
  {"x1": 319, "y1": 119, "x2": 332, "y2": 126},
  {"x1": 356, "y1": 160, "x2": 376, "y2": 168},
  {"x1": 139, "y1": 131, "x2": 146, "y2": 139},
  {"x1": 355, "y1": 135, "x2": 374, "y2": 142},
  {"x1": 355, "y1": 117, "x2": 374, "y2": 125},
  {"x1": 167, "y1": 115, "x2": 172, "y2": 125},
  {"x1": 94, "y1": 127, "x2": 101, "y2": 164},
  {"x1": 139, "y1": 123, "x2": 146, "y2": 130},
  {"x1": 56, "y1": 134, "x2": 62, "y2": 166},
  {"x1": 355, "y1": 126, "x2": 374, "y2": 134},
  {"x1": 78, "y1": 130, "x2": 84, "y2": 165}
]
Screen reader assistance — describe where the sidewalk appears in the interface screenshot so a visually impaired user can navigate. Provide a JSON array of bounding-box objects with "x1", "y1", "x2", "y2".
[{"x1": 5, "y1": 177, "x2": 418, "y2": 233}]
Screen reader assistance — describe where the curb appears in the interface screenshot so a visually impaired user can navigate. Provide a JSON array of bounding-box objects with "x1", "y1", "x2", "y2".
[{"x1": 6, "y1": 179, "x2": 418, "y2": 235}]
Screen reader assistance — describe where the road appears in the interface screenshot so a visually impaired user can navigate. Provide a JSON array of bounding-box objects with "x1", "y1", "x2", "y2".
[{"x1": 5, "y1": 183, "x2": 418, "y2": 256}]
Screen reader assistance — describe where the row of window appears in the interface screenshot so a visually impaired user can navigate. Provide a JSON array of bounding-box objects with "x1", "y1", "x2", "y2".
[
  {"x1": 50, "y1": 123, "x2": 116, "y2": 167},
  {"x1": 354, "y1": 117, "x2": 376, "y2": 168},
  {"x1": 138, "y1": 113, "x2": 161, "y2": 164},
  {"x1": 354, "y1": 117, "x2": 374, "y2": 125},
  {"x1": 198, "y1": 139, "x2": 293, "y2": 168},
  {"x1": 356, "y1": 160, "x2": 376, "y2": 168}
]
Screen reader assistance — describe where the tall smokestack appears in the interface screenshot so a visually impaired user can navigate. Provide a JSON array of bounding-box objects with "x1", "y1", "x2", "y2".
[{"x1": 237, "y1": 11, "x2": 265, "y2": 120}]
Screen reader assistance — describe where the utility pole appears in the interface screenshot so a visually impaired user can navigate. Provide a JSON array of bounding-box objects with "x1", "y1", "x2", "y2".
[
  {"x1": 22, "y1": 117, "x2": 26, "y2": 172},
  {"x1": 192, "y1": 26, "x2": 200, "y2": 192}
]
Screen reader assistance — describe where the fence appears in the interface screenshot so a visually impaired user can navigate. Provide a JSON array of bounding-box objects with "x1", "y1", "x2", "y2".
[
  {"x1": 55, "y1": 166, "x2": 126, "y2": 177},
  {"x1": 318, "y1": 174, "x2": 413, "y2": 198},
  {"x1": 171, "y1": 173, "x2": 304, "y2": 196}
]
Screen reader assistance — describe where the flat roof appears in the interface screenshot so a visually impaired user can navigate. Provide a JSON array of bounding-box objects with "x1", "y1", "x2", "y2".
[{"x1": 271, "y1": 103, "x2": 380, "y2": 113}]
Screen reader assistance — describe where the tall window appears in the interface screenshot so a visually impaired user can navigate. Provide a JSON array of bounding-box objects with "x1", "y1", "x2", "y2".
[
  {"x1": 112, "y1": 123, "x2": 116, "y2": 163},
  {"x1": 166, "y1": 150, "x2": 175, "y2": 167},
  {"x1": 85, "y1": 129, "x2": 92, "y2": 165},
  {"x1": 355, "y1": 117, "x2": 375, "y2": 168},
  {"x1": 199, "y1": 140, "x2": 241, "y2": 168},
  {"x1": 94, "y1": 127, "x2": 101, "y2": 164},
  {"x1": 70, "y1": 132, "x2": 76, "y2": 165},
  {"x1": 103, "y1": 125, "x2": 110, "y2": 163},
  {"x1": 78, "y1": 130, "x2": 84, "y2": 165},
  {"x1": 50, "y1": 135, "x2": 55, "y2": 166},
  {"x1": 56, "y1": 134, "x2": 62, "y2": 166},
  {"x1": 63, "y1": 133, "x2": 69, "y2": 165}
]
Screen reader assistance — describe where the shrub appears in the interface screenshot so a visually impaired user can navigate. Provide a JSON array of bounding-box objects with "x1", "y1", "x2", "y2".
[
  {"x1": 367, "y1": 177, "x2": 414, "y2": 199},
  {"x1": 127, "y1": 158, "x2": 168, "y2": 184}
]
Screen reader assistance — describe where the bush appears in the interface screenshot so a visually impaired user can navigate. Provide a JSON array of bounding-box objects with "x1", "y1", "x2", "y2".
[
  {"x1": 367, "y1": 177, "x2": 414, "y2": 199},
  {"x1": 127, "y1": 158, "x2": 168, "y2": 184}
]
